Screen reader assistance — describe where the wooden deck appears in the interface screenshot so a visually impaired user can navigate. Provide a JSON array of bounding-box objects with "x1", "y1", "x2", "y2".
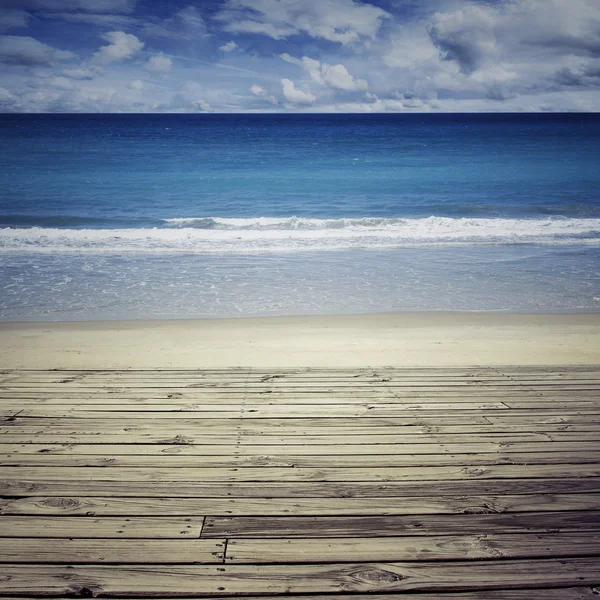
[{"x1": 0, "y1": 367, "x2": 599, "y2": 599}]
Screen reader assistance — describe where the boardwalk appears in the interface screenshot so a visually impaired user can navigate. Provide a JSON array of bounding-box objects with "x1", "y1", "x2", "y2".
[{"x1": 0, "y1": 367, "x2": 599, "y2": 598}]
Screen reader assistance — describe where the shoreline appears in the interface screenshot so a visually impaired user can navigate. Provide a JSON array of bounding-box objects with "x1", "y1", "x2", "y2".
[{"x1": 1, "y1": 311, "x2": 599, "y2": 369}]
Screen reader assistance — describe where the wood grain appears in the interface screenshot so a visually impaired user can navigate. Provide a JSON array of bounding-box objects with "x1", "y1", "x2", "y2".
[{"x1": 1, "y1": 368, "x2": 599, "y2": 600}]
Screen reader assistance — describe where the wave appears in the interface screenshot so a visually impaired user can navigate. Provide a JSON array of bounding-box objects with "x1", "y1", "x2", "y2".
[{"x1": 1, "y1": 216, "x2": 599, "y2": 253}]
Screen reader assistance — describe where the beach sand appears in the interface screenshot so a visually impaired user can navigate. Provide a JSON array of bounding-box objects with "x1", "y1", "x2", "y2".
[{"x1": 0, "y1": 312, "x2": 598, "y2": 369}]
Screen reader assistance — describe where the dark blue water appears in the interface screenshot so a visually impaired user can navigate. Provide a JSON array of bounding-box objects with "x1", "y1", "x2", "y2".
[
  {"x1": 1, "y1": 113, "x2": 599, "y2": 320},
  {"x1": 2, "y1": 113, "x2": 600, "y2": 226}
]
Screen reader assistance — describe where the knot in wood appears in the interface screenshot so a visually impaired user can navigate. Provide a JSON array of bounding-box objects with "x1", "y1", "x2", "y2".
[
  {"x1": 461, "y1": 467, "x2": 487, "y2": 477},
  {"x1": 352, "y1": 566, "x2": 405, "y2": 585},
  {"x1": 75, "y1": 586, "x2": 101, "y2": 597},
  {"x1": 41, "y1": 497, "x2": 80, "y2": 509},
  {"x1": 161, "y1": 446, "x2": 184, "y2": 454},
  {"x1": 461, "y1": 505, "x2": 499, "y2": 514}
]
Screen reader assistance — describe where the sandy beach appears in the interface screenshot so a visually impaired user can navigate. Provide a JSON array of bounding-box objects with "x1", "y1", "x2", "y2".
[{"x1": 1, "y1": 312, "x2": 598, "y2": 369}]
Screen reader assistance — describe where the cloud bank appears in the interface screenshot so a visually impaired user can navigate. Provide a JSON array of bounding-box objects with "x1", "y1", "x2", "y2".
[{"x1": 0, "y1": 0, "x2": 598, "y2": 112}]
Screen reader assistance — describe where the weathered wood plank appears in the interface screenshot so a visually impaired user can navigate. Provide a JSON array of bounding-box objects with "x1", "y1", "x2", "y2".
[
  {"x1": 3, "y1": 451, "x2": 600, "y2": 468},
  {"x1": 2, "y1": 493, "x2": 599, "y2": 516},
  {"x1": 4, "y1": 423, "x2": 600, "y2": 436},
  {"x1": 1, "y1": 559, "x2": 599, "y2": 595},
  {"x1": 0, "y1": 593, "x2": 598, "y2": 600},
  {"x1": 225, "y1": 532, "x2": 600, "y2": 563},
  {"x1": 2, "y1": 390, "x2": 597, "y2": 401},
  {"x1": 3, "y1": 431, "x2": 598, "y2": 444},
  {"x1": 10, "y1": 374, "x2": 600, "y2": 382},
  {"x1": 3, "y1": 478, "x2": 600, "y2": 497},
  {"x1": 202, "y1": 511, "x2": 600, "y2": 538},
  {"x1": 6, "y1": 412, "x2": 600, "y2": 425},
  {"x1": 0, "y1": 516, "x2": 204, "y2": 538},
  {"x1": 5, "y1": 403, "x2": 600, "y2": 419},
  {"x1": 0, "y1": 539, "x2": 225, "y2": 564},
  {"x1": 3, "y1": 464, "x2": 600, "y2": 483},
  {"x1": 1, "y1": 403, "x2": 520, "y2": 417},
  {"x1": 8, "y1": 410, "x2": 600, "y2": 423},
  {"x1": 1, "y1": 441, "x2": 598, "y2": 456}
]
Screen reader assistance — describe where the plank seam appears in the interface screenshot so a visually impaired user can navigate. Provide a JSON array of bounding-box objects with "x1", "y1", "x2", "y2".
[{"x1": 222, "y1": 538, "x2": 229, "y2": 564}]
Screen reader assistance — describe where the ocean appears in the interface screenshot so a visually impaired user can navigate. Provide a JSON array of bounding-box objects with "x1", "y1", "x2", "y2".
[{"x1": 1, "y1": 113, "x2": 599, "y2": 321}]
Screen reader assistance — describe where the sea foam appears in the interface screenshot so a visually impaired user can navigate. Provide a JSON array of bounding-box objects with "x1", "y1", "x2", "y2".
[{"x1": 1, "y1": 216, "x2": 599, "y2": 253}]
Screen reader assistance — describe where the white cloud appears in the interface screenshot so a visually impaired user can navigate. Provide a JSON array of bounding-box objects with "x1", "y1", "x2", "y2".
[
  {"x1": 0, "y1": 9, "x2": 32, "y2": 32},
  {"x1": 62, "y1": 65, "x2": 101, "y2": 79},
  {"x1": 2, "y1": 0, "x2": 600, "y2": 114},
  {"x1": 428, "y1": 4, "x2": 497, "y2": 74},
  {"x1": 0, "y1": 35, "x2": 74, "y2": 66},
  {"x1": 383, "y1": 26, "x2": 439, "y2": 69},
  {"x1": 281, "y1": 78, "x2": 316, "y2": 104},
  {"x1": 141, "y1": 6, "x2": 206, "y2": 40},
  {"x1": 192, "y1": 99, "x2": 211, "y2": 112},
  {"x1": 93, "y1": 30, "x2": 143, "y2": 64},
  {"x1": 250, "y1": 83, "x2": 277, "y2": 104},
  {"x1": 281, "y1": 53, "x2": 367, "y2": 91},
  {"x1": 428, "y1": 0, "x2": 600, "y2": 75},
  {"x1": 220, "y1": 41, "x2": 238, "y2": 52},
  {"x1": 216, "y1": 0, "x2": 391, "y2": 46},
  {"x1": 146, "y1": 53, "x2": 172, "y2": 74},
  {"x1": 182, "y1": 81, "x2": 203, "y2": 95},
  {"x1": 49, "y1": 76, "x2": 75, "y2": 90},
  {"x1": 320, "y1": 63, "x2": 367, "y2": 90},
  {"x1": 0, "y1": 86, "x2": 16, "y2": 106},
  {"x1": 129, "y1": 79, "x2": 143, "y2": 90},
  {"x1": 373, "y1": 0, "x2": 600, "y2": 109}
]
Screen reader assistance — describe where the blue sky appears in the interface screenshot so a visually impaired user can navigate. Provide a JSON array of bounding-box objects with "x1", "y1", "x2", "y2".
[{"x1": 0, "y1": 0, "x2": 599, "y2": 112}]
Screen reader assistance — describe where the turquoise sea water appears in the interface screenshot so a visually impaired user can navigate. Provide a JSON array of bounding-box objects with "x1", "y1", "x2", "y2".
[{"x1": 1, "y1": 113, "x2": 599, "y2": 320}]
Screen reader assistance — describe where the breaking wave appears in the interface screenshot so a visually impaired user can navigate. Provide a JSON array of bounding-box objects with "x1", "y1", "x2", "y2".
[{"x1": 1, "y1": 216, "x2": 599, "y2": 253}]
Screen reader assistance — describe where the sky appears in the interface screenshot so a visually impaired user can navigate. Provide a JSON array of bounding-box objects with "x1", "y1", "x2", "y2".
[{"x1": 0, "y1": 0, "x2": 599, "y2": 113}]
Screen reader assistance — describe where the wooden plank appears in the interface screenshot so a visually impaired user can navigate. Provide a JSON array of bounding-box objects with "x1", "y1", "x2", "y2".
[
  {"x1": 0, "y1": 539, "x2": 226, "y2": 564},
  {"x1": 32, "y1": 368, "x2": 600, "y2": 375},
  {"x1": 16, "y1": 380, "x2": 584, "y2": 390},
  {"x1": 225, "y1": 532, "x2": 600, "y2": 563},
  {"x1": 0, "y1": 516, "x2": 204, "y2": 538},
  {"x1": 1, "y1": 403, "x2": 519, "y2": 416},
  {"x1": 3, "y1": 375, "x2": 598, "y2": 384},
  {"x1": 3, "y1": 477, "x2": 600, "y2": 497},
  {"x1": 6, "y1": 411, "x2": 600, "y2": 424},
  {"x1": 9, "y1": 410, "x2": 600, "y2": 423},
  {"x1": 3, "y1": 451, "x2": 600, "y2": 468},
  {"x1": 9, "y1": 378, "x2": 597, "y2": 387},
  {"x1": 2, "y1": 493, "x2": 598, "y2": 517},
  {"x1": 12, "y1": 376, "x2": 600, "y2": 387},
  {"x1": 10, "y1": 376, "x2": 599, "y2": 386},
  {"x1": 3, "y1": 464, "x2": 600, "y2": 483},
  {"x1": 4, "y1": 431, "x2": 599, "y2": 444},
  {"x1": 1, "y1": 441, "x2": 598, "y2": 456},
  {"x1": 2, "y1": 389, "x2": 597, "y2": 400},
  {"x1": 1, "y1": 383, "x2": 568, "y2": 390},
  {"x1": 7, "y1": 365, "x2": 595, "y2": 372},
  {"x1": 1, "y1": 559, "x2": 599, "y2": 595},
  {"x1": 203, "y1": 511, "x2": 600, "y2": 538},
  {"x1": 4, "y1": 423, "x2": 600, "y2": 435},
  {"x1": 0, "y1": 381, "x2": 568, "y2": 390},
  {"x1": 0, "y1": 593, "x2": 597, "y2": 600},
  {"x1": 5, "y1": 402, "x2": 600, "y2": 418}
]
